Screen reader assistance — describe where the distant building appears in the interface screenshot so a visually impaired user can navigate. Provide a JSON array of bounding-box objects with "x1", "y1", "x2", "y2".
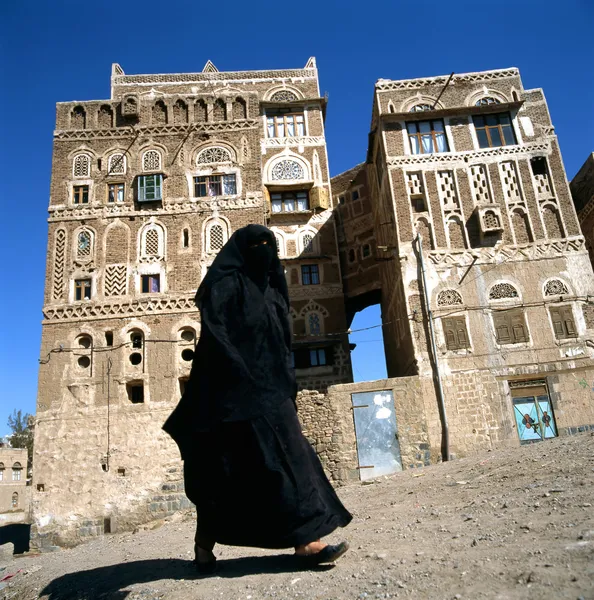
[
  {"x1": 571, "y1": 153, "x2": 594, "y2": 264},
  {"x1": 0, "y1": 447, "x2": 29, "y2": 525}
]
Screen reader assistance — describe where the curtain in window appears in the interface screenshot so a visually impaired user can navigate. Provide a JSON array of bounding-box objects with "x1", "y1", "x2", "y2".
[
  {"x1": 436, "y1": 132, "x2": 447, "y2": 152},
  {"x1": 410, "y1": 136, "x2": 421, "y2": 154},
  {"x1": 284, "y1": 197, "x2": 295, "y2": 212},
  {"x1": 222, "y1": 175, "x2": 236, "y2": 195},
  {"x1": 267, "y1": 118, "x2": 275, "y2": 138},
  {"x1": 286, "y1": 116, "x2": 295, "y2": 137},
  {"x1": 271, "y1": 200, "x2": 282, "y2": 213},
  {"x1": 296, "y1": 115, "x2": 305, "y2": 136}
]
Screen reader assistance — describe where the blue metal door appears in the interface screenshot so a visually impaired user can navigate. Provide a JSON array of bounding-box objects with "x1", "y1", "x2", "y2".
[
  {"x1": 513, "y1": 394, "x2": 557, "y2": 444},
  {"x1": 351, "y1": 390, "x2": 402, "y2": 481}
]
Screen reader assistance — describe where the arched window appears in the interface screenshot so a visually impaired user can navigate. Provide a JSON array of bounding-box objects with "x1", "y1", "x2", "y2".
[
  {"x1": 410, "y1": 103, "x2": 433, "y2": 112},
  {"x1": 213, "y1": 99, "x2": 226, "y2": 121},
  {"x1": 152, "y1": 100, "x2": 167, "y2": 125},
  {"x1": 142, "y1": 150, "x2": 161, "y2": 172},
  {"x1": 274, "y1": 234, "x2": 284, "y2": 257},
  {"x1": 197, "y1": 147, "x2": 232, "y2": 165},
  {"x1": 270, "y1": 90, "x2": 298, "y2": 102},
  {"x1": 271, "y1": 160, "x2": 304, "y2": 181},
  {"x1": 489, "y1": 282, "x2": 519, "y2": 300},
  {"x1": 437, "y1": 289, "x2": 463, "y2": 307},
  {"x1": 73, "y1": 154, "x2": 90, "y2": 178},
  {"x1": 301, "y1": 232, "x2": 315, "y2": 254},
  {"x1": 475, "y1": 97, "x2": 501, "y2": 106},
  {"x1": 71, "y1": 106, "x2": 86, "y2": 129},
  {"x1": 12, "y1": 493, "x2": 18, "y2": 508},
  {"x1": 172, "y1": 99, "x2": 188, "y2": 124},
  {"x1": 207, "y1": 222, "x2": 225, "y2": 253},
  {"x1": 98, "y1": 105, "x2": 113, "y2": 128},
  {"x1": 76, "y1": 230, "x2": 92, "y2": 260},
  {"x1": 140, "y1": 225, "x2": 164, "y2": 260},
  {"x1": 108, "y1": 153, "x2": 126, "y2": 175},
  {"x1": 233, "y1": 97, "x2": 247, "y2": 120},
  {"x1": 130, "y1": 329, "x2": 144, "y2": 349},
  {"x1": 308, "y1": 312, "x2": 322, "y2": 335},
  {"x1": 182, "y1": 228, "x2": 190, "y2": 249},
  {"x1": 77, "y1": 334, "x2": 92, "y2": 348},
  {"x1": 12, "y1": 462, "x2": 22, "y2": 482},
  {"x1": 544, "y1": 279, "x2": 569, "y2": 297}
]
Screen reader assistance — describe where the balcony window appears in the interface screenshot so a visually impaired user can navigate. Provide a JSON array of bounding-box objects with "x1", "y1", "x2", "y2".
[
  {"x1": 406, "y1": 120, "x2": 448, "y2": 154},
  {"x1": 138, "y1": 174, "x2": 162, "y2": 202},
  {"x1": 194, "y1": 174, "x2": 237, "y2": 197},
  {"x1": 473, "y1": 113, "x2": 516, "y2": 148},
  {"x1": 271, "y1": 190, "x2": 309, "y2": 213},
  {"x1": 266, "y1": 108, "x2": 305, "y2": 138}
]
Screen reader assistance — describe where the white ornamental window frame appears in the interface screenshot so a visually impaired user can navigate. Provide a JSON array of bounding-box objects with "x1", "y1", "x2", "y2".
[
  {"x1": 108, "y1": 153, "x2": 127, "y2": 175},
  {"x1": 299, "y1": 229, "x2": 318, "y2": 254},
  {"x1": 75, "y1": 228, "x2": 94, "y2": 261},
  {"x1": 196, "y1": 146, "x2": 234, "y2": 166},
  {"x1": 488, "y1": 281, "x2": 521, "y2": 302},
  {"x1": 190, "y1": 166, "x2": 241, "y2": 199},
  {"x1": 72, "y1": 154, "x2": 91, "y2": 178},
  {"x1": 142, "y1": 149, "x2": 162, "y2": 172},
  {"x1": 205, "y1": 219, "x2": 229, "y2": 254},
  {"x1": 140, "y1": 224, "x2": 165, "y2": 260},
  {"x1": 266, "y1": 154, "x2": 311, "y2": 184}
]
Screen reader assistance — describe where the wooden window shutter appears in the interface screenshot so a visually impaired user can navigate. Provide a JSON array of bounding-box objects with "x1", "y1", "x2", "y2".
[
  {"x1": 494, "y1": 313, "x2": 511, "y2": 343},
  {"x1": 562, "y1": 306, "x2": 576, "y2": 336},
  {"x1": 456, "y1": 321, "x2": 468, "y2": 347},
  {"x1": 511, "y1": 312, "x2": 528, "y2": 342},
  {"x1": 550, "y1": 308, "x2": 565, "y2": 338},
  {"x1": 263, "y1": 186, "x2": 271, "y2": 211}
]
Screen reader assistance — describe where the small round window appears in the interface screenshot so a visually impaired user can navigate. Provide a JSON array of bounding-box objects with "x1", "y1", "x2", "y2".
[
  {"x1": 78, "y1": 335, "x2": 92, "y2": 349},
  {"x1": 129, "y1": 353, "x2": 142, "y2": 366},
  {"x1": 180, "y1": 330, "x2": 195, "y2": 342},
  {"x1": 181, "y1": 349, "x2": 194, "y2": 362},
  {"x1": 78, "y1": 356, "x2": 91, "y2": 368}
]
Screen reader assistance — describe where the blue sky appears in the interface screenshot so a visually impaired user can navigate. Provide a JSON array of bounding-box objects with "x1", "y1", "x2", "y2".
[{"x1": 0, "y1": 0, "x2": 592, "y2": 436}]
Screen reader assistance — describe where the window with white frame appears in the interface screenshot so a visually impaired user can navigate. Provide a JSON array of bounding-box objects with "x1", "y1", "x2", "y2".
[
  {"x1": 271, "y1": 159, "x2": 305, "y2": 181},
  {"x1": 301, "y1": 232, "x2": 315, "y2": 254},
  {"x1": 12, "y1": 462, "x2": 22, "y2": 481},
  {"x1": 141, "y1": 226, "x2": 164, "y2": 258},
  {"x1": 142, "y1": 150, "x2": 162, "y2": 172},
  {"x1": 406, "y1": 120, "x2": 448, "y2": 154},
  {"x1": 266, "y1": 107, "x2": 305, "y2": 138},
  {"x1": 73, "y1": 154, "x2": 91, "y2": 178},
  {"x1": 108, "y1": 153, "x2": 126, "y2": 175},
  {"x1": 194, "y1": 174, "x2": 237, "y2": 197}
]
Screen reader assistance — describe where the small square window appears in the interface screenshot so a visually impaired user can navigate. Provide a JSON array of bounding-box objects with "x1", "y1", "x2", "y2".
[
  {"x1": 351, "y1": 190, "x2": 360, "y2": 201},
  {"x1": 310, "y1": 348, "x2": 326, "y2": 366},
  {"x1": 75, "y1": 279, "x2": 92, "y2": 301},
  {"x1": 141, "y1": 274, "x2": 160, "y2": 293},
  {"x1": 73, "y1": 185, "x2": 89, "y2": 205},
  {"x1": 108, "y1": 183, "x2": 125, "y2": 203},
  {"x1": 338, "y1": 195, "x2": 346, "y2": 205},
  {"x1": 362, "y1": 244, "x2": 371, "y2": 258},
  {"x1": 301, "y1": 265, "x2": 320, "y2": 285},
  {"x1": 406, "y1": 120, "x2": 448, "y2": 154}
]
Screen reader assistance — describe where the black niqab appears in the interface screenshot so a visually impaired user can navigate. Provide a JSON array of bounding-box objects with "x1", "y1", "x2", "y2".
[{"x1": 164, "y1": 224, "x2": 296, "y2": 458}]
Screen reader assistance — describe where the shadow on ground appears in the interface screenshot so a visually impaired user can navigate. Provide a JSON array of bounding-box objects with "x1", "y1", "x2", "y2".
[{"x1": 39, "y1": 555, "x2": 332, "y2": 599}]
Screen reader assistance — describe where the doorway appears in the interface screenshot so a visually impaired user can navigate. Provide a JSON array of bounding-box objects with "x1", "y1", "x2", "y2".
[{"x1": 351, "y1": 390, "x2": 402, "y2": 481}]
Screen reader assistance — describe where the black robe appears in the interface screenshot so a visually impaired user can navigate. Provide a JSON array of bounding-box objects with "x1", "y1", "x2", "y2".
[{"x1": 163, "y1": 224, "x2": 351, "y2": 548}]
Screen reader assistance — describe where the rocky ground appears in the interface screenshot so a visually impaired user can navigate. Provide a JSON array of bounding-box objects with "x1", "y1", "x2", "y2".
[{"x1": 1, "y1": 432, "x2": 593, "y2": 600}]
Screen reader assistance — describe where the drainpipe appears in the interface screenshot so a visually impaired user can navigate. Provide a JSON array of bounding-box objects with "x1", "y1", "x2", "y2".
[{"x1": 416, "y1": 233, "x2": 450, "y2": 461}]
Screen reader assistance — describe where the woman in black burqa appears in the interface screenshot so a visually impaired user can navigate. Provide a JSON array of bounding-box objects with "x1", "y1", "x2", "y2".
[{"x1": 163, "y1": 224, "x2": 351, "y2": 572}]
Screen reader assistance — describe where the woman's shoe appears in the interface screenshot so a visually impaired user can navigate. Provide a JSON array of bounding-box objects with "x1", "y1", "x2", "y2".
[
  {"x1": 295, "y1": 541, "x2": 349, "y2": 567},
  {"x1": 193, "y1": 550, "x2": 217, "y2": 575}
]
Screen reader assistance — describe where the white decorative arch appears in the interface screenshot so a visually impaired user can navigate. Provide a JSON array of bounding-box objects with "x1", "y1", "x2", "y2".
[
  {"x1": 298, "y1": 227, "x2": 318, "y2": 255},
  {"x1": 142, "y1": 149, "x2": 162, "y2": 172},
  {"x1": 73, "y1": 154, "x2": 91, "y2": 178},
  {"x1": 264, "y1": 151, "x2": 312, "y2": 184},
  {"x1": 203, "y1": 217, "x2": 231, "y2": 254},
  {"x1": 543, "y1": 278, "x2": 570, "y2": 297},
  {"x1": 299, "y1": 299, "x2": 329, "y2": 318},
  {"x1": 139, "y1": 222, "x2": 165, "y2": 260},
  {"x1": 264, "y1": 85, "x2": 304, "y2": 101},
  {"x1": 488, "y1": 281, "x2": 521, "y2": 301},
  {"x1": 196, "y1": 146, "x2": 233, "y2": 165},
  {"x1": 270, "y1": 228, "x2": 286, "y2": 257},
  {"x1": 400, "y1": 94, "x2": 444, "y2": 113},
  {"x1": 465, "y1": 88, "x2": 509, "y2": 107},
  {"x1": 107, "y1": 152, "x2": 126, "y2": 175}
]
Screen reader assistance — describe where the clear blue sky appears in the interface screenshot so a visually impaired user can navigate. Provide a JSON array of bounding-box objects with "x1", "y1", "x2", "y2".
[{"x1": 1, "y1": 1, "x2": 592, "y2": 436}]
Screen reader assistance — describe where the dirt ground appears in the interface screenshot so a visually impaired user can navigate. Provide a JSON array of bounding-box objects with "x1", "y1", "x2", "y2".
[{"x1": 1, "y1": 432, "x2": 593, "y2": 600}]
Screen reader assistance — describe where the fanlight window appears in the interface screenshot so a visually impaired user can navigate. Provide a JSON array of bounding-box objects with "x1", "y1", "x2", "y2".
[
  {"x1": 271, "y1": 160, "x2": 304, "y2": 181},
  {"x1": 436, "y1": 289, "x2": 463, "y2": 307},
  {"x1": 73, "y1": 154, "x2": 91, "y2": 178},
  {"x1": 544, "y1": 279, "x2": 569, "y2": 297},
  {"x1": 270, "y1": 90, "x2": 298, "y2": 102},
  {"x1": 475, "y1": 97, "x2": 501, "y2": 106},
  {"x1": 197, "y1": 147, "x2": 232, "y2": 165},
  {"x1": 489, "y1": 282, "x2": 519, "y2": 300},
  {"x1": 410, "y1": 103, "x2": 433, "y2": 112},
  {"x1": 142, "y1": 150, "x2": 161, "y2": 172},
  {"x1": 108, "y1": 153, "x2": 126, "y2": 175},
  {"x1": 77, "y1": 230, "x2": 92, "y2": 259}
]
